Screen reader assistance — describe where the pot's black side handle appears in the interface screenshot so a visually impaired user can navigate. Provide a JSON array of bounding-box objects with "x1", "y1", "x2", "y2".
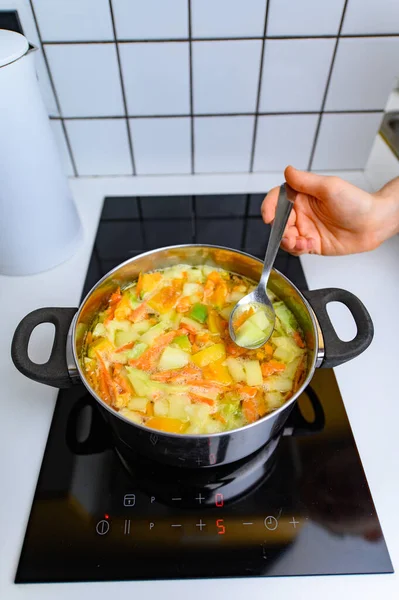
[
  {"x1": 11, "y1": 307, "x2": 78, "y2": 388},
  {"x1": 284, "y1": 386, "x2": 325, "y2": 437},
  {"x1": 303, "y1": 288, "x2": 374, "y2": 369},
  {"x1": 66, "y1": 397, "x2": 111, "y2": 455}
]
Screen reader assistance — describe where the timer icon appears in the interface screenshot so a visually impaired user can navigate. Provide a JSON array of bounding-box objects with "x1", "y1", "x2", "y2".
[{"x1": 264, "y1": 516, "x2": 278, "y2": 531}]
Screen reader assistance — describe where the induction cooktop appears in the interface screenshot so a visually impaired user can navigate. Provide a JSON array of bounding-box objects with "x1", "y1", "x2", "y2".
[{"x1": 15, "y1": 194, "x2": 393, "y2": 583}]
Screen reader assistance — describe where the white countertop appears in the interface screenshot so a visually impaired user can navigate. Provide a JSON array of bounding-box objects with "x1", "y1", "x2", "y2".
[{"x1": 1, "y1": 134, "x2": 399, "y2": 599}]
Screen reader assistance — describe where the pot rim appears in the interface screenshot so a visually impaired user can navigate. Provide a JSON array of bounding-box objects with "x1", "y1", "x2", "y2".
[{"x1": 71, "y1": 244, "x2": 320, "y2": 439}]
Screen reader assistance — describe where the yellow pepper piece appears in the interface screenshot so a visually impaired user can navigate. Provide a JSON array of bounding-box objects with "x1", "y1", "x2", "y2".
[
  {"x1": 88, "y1": 337, "x2": 114, "y2": 358},
  {"x1": 211, "y1": 280, "x2": 228, "y2": 308},
  {"x1": 203, "y1": 358, "x2": 232, "y2": 385},
  {"x1": 113, "y1": 294, "x2": 132, "y2": 321},
  {"x1": 137, "y1": 272, "x2": 162, "y2": 297},
  {"x1": 146, "y1": 417, "x2": 187, "y2": 434},
  {"x1": 208, "y1": 309, "x2": 223, "y2": 334},
  {"x1": 191, "y1": 343, "x2": 226, "y2": 368},
  {"x1": 147, "y1": 286, "x2": 180, "y2": 313}
]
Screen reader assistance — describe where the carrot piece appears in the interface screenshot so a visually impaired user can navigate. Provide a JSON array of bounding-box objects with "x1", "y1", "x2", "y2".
[
  {"x1": 242, "y1": 397, "x2": 258, "y2": 423},
  {"x1": 114, "y1": 340, "x2": 135, "y2": 353},
  {"x1": 176, "y1": 296, "x2": 191, "y2": 313},
  {"x1": 86, "y1": 332, "x2": 93, "y2": 345},
  {"x1": 237, "y1": 385, "x2": 258, "y2": 398},
  {"x1": 233, "y1": 307, "x2": 254, "y2": 330},
  {"x1": 129, "y1": 302, "x2": 149, "y2": 323},
  {"x1": 96, "y1": 353, "x2": 115, "y2": 405},
  {"x1": 189, "y1": 393, "x2": 214, "y2": 406},
  {"x1": 146, "y1": 401, "x2": 154, "y2": 417},
  {"x1": 261, "y1": 360, "x2": 286, "y2": 377},
  {"x1": 129, "y1": 330, "x2": 177, "y2": 371},
  {"x1": 151, "y1": 365, "x2": 201, "y2": 383},
  {"x1": 104, "y1": 287, "x2": 122, "y2": 324},
  {"x1": 213, "y1": 413, "x2": 226, "y2": 424},
  {"x1": 293, "y1": 331, "x2": 305, "y2": 348},
  {"x1": 226, "y1": 339, "x2": 247, "y2": 357}
]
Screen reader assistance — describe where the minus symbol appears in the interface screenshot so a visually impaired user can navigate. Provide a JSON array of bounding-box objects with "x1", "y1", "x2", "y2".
[
  {"x1": 171, "y1": 524, "x2": 182, "y2": 527},
  {"x1": 172, "y1": 497, "x2": 182, "y2": 501},
  {"x1": 243, "y1": 522, "x2": 254, "y2": 525}
]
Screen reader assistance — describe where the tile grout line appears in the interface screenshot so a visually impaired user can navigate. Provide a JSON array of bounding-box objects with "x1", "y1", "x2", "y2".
[
  {"x1": 188, "y1": 0, "x2": 195, "y2": 175},
  {"x1": 40, "y1": 33, "x2": 399, "y2": 45},
  {"x1": 249, "y1": 0, "x2": 270, "y2": 173},
  {"x1": 48, "y1": 108, "x2": 384, "y2": 121},
  {"x1": 307, "y1": 0, "x2": 349, "y2": 171},
  {"x1": 28, "y1": 0, "x2": 78, "y2": 176},
  {"x1": 108, "y1": 0, "x2": 136, "y2": 176}
]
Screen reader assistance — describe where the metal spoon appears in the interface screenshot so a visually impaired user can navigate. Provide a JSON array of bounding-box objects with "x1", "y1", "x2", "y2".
[{"x1": 229, "y1": 183, "x2": 295, "y2": 349}]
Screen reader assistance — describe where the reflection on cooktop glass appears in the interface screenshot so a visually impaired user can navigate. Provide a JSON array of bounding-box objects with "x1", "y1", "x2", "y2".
[{"x1": 15, "y1": 195, "x2": 393, "y2": 583}]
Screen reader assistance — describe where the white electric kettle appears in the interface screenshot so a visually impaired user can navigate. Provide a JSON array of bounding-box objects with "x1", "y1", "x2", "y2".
[{"x1": 0, "y1": 29, "x2": 82, "y2": 276}]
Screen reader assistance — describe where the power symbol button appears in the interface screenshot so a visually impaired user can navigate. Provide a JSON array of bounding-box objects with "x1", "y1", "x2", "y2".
[{"x1": 96, "y1": 520, "x2": 110, "y2": 535}]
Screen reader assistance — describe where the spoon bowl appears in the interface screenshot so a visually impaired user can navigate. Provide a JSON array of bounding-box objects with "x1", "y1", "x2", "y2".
[{"x1": 229, "y1": 183, "x2": 295, "y2": 349}]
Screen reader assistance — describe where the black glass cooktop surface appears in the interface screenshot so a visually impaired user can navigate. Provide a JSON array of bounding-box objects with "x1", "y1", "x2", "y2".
[{"x1": 16, "y1": 194, "x2": 393, "y2": 583}]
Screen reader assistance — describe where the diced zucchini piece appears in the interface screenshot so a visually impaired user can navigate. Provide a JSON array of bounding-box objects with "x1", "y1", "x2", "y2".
[
  {"x1": 125, "y1": 367, "x2": 151, "y2": 397},
  {"x1": 140, "y1": 321, "x2": 167, "y2": 345},
  {"x1": 131, "y1": 320, "x2": 151, "y2": 335},
  {"x1": 180, "y1": 316, "x2": 203, "y2": 332},
  {"x1": 202, "y1": 265, "x2": 216, "y2": 277},
  {"x1": 128, "y1": 397, "x2": 148, "y2": 412},
  {"x1": 119, "y1": 408, "x2": 145, "y2": 424},
  {"x1": 167, "y1": 394, "x2": 191, "y2": 420},
  {"x1": 273, "y1": 337, "x2": 302, "y2": 363},
  {"x1": 248, "y1": 310, "x2": 270, "y2": 332},
  {"x1": 153, "y1": 398, "x2": 170, "y2": 417},
  {"x1": 92, "y1": 323, "x2": 107, "y2": 338},
  {"x1": 235, "y1": 320, "x2": 265, "y2": 347},
  {"x1": 186, "y1": 403, "x2": 211, "y2": 425},
  {"x1": 105, "y1": 319, "x2": 131, "y2": 342},
  {"x1": 158, "y1": 346, "x2": 190, "y2": 371},
  {"x1": 219, "y1": 304, "x2": 234, "y2": 320},
  {"x1": 283, "y1": 355, "x2": 303, "y2": 380},
  {"x1": 229, "y1": 290, "x2": 246, "y2": 303},
  {"x1": 187, "y1": 268, "x2": 204, "y2": 283},
  {"x1": 244, "y1": 360, "x2": 263, "y2": 386},
  {"x1": 226, "y1": 357, "x2": 246, "y2": 382},
  {"x1": 264, "y1": 375, "x2": 293, "y2": 393},
  {"x1": 87, "y1": 338, "x2": 114, "y2": 358},
  {"x1": 159, "y1": 310, "x2": 180, "y2": 329},
  {"x1": 265, "y1": 391, "x2": 284, "y2": 410},
  {"x1": 182, "y1": 282, "x2": 202, "y2": 296},
  {"x1": 189, "y1": 303, "x2": 208, "y2": 323},
  {"x1": 273, "y1": 301, "x2": 299, "y2": 335},
  {"x1": 127, "y1": 342, "x2": 148, "y2": 360},
  {"x1": 110, "y1": 351, "x2": 129, "y2": 364},
  {"x1": 115, "y1": 328, "x2": 138, "y2": 348}
]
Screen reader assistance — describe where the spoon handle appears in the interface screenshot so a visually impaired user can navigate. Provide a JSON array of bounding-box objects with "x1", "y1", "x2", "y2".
[{"x1": 259, "y1": 183, "x2": 295, "y2": 290}]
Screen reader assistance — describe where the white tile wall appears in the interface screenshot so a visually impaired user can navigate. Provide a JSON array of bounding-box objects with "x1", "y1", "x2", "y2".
[
  {"x1": 119, "y1": 42, "x2": 190, "y2": 115},
  {"x1": 312, "y1": 113, "x2": 383, "y2": 170},
  {"x1": 194, "y1": 116, "x2": 254, "y2": 173},
  {"x1": 45, "y1": 44, "x2": 124, "y2": 117},
  {"x1": 342, "y1": 0, "x2": 399, "y2": 35},
  {"x1": 325, "y1": 37, "x2": 399, "y2": 111},
  {"x1": 267, "y1": 0, "x2": 345, "y2": 37},
  {"x1": 10, "y1": 0, "x2": 397, "y2": 176},
  {"x1": 259, "y1": 39, "x2": 335, "y2": 112},
  {"x1": 49, "y1": 120, "x2": 74, "y2": 176},
  {"x1": 65, "y1": 119, "x2": 132, "y2": 175},
  {"x1": 191, "y1": 0, "x2": 266, "y2": 38},
  {"x1": 130, "y1": 118, "x2": 191, "y2": 174},
  {"x1": 192, "y1": 41, "x2": 262, "y2": 113},
  {"x1": 253, "y1": 114, "x2": 318, "y2": 171},
  {"x1": 111, "y1": 0, "x2": 188, "y2": 40},
  {"x1": 33, "y1": 0, "x2": 113, "y2": 41}
]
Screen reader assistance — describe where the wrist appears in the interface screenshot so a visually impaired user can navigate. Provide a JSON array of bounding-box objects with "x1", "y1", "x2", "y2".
[{"x1": 369, "y1": 180, "x2": 399, "y2": 245}]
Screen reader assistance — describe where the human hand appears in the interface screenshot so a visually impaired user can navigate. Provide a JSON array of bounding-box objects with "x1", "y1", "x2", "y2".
[{"x1": 261, "y1": 166, "x2": 399, "y2": 256}]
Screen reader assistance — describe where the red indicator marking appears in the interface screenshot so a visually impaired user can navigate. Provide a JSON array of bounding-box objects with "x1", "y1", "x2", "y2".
[
  {"x1": 215, "y1": 493, "x2": 224, "y2": 507},
  {"x1": 104, "y1": 514, "x2": 109, "y2": 519},
  {"x1": 216, "y1": 519, "x2": 225, "y2": 535}
]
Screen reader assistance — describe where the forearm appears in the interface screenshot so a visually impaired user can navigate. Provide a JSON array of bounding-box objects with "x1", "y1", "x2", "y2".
[{"x1": 372, "y1": 177, "x2": 399, "y2": 244}]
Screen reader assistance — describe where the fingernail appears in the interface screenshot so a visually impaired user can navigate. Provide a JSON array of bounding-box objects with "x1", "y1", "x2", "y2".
[{"x1": 282, "y1": 237, "x2": 288, "y2": 243}]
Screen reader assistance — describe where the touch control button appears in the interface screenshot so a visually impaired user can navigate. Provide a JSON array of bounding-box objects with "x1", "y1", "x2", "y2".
[
  {"x1": 264, "y1": 516, "x2": 278, "y2": 531},
  {"x1": 96, "y1": 520, "x2": 110, "y2": 535}
]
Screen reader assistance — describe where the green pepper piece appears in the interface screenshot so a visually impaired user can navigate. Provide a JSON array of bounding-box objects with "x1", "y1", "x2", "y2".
[
  {"x1": 174, "y1": 334, "x2": 191, "y2": 352},
  {"x1": 189, "y1": 303, "x2": 208, "y2": 323}
]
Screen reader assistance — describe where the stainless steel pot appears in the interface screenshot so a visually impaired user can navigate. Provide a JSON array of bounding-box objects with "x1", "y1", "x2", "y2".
[{"x1": 11, "y1": 245, "x2": 374, "y2": 468}]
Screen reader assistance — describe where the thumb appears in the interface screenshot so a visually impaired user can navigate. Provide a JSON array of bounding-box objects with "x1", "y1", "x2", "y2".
[{"x1": 285, "y1": 165, "x2": 329, "y2": 197}]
